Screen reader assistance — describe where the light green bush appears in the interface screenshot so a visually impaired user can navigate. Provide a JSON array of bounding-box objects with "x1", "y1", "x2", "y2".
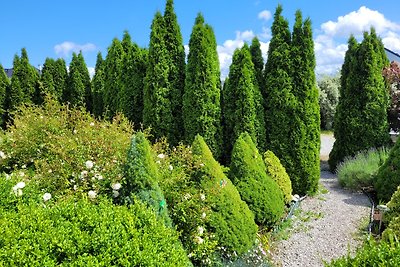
[
  {"x1": 0, "y1": 97, "x2": 132, "y2": 197},
  {"x1": 229, "y1": 132, "x2": 285, "y2": 227},
  {"x1": 336, "y1": 147, "x2": 389, "y2": 191},
  {"x1": 191, "y1": 135, "x2": 257, "y2": 256},
  {"x1": 0, "y1": 195, "x2": 190, "y2": 266},
  {"x1": 264, "y1": 150, "x2": 292, "y2": 204}
]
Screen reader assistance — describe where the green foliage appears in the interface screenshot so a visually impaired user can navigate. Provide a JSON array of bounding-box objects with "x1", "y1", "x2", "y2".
[
  {"x1": 384, "y1": 185, "x2": 400, "y2": 225},
  {"x1": 326, "y1": 238, "x2": 400, "y2": 267},
  {"x1": 0, "y1": 97, "x2": 132, "y2": 197},
  {"x1": 154, "y1": 140, "x2": 219, "y2": 265},
  {"x1": 329, "y1": 30, "x2": 390, "y2": 171},
  {"x1": 289, "y1": 10, "x2": 320, "y2": 195},
  {"x1": 123, "y1": 132, "x2": 172, "y2": 226},
  {"x1": 119, "y1": 32, "x2": 147, "y2": 128},
  {"x1": 318, "y1": 74, "x2": 340, "y2": 130},
  {"x1": 8, "y1": 48, "x2": 39, "y2": 113},
  {"x1": 229, "y1": 132, "x2": 285, "y2": 226},
  {"x1": 92, "y1": 52, "x2": 105, "y2": 118},
  {"x1": 222, "y1": 45, "x2": 265, "y2": 162},
  {"x1": 336, "y1": 147, "x2": 389, "y2": 191},
  {"x1": 0, "y1": 65, "x2": 9, "y2": 127},
  {"x1": 375, "y1": 136, "x2": 400, "y2": 202},
  {"x1": 0, "y1": 186, "x2": 190, "y2": 266},
  {"x1": 40, "y1": 57, "x2": 67, "y2": 103},
  {"x1": 264, "y1": 150, "x2": 293, "y2": 204},
  {"x1": 103, "y1": 38, "x2": 124, "y2": 117},
  {"x1": 191, "y1": 135, "x2": 257, "y2": 256},
  {"x1": 183, "y1": 13, "x2": 222, "y2": 159},
  {"x1": 64, "y1": 52, "x2": 91, "y2": 110},
  {"x1": 250, "y1": 37, "x2": 265, "y2": 90}
]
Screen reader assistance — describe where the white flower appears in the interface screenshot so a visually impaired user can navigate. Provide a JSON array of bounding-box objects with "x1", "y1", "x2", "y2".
[
  {"x1": 21, "y1": 164, "x2": 26, "y2": 169},
  {"x1": 157, "y1": 153, "x2": 165, "y2": 159},
  {"x1": 80, "y1": 170, "x2": 88, "y2": 178},
  {"x1": 201, "y1": 212, "x2": 206, "y2": 219},
  {"x1": 16, "y1": 181, "x2": 25, "y2": 189},
  {"x1": 85, "y1": 160, "x2": 94, "y2": 169},
  {"x1": 19, "y1": 171, "x2": 25, "y2": 177},
  {"x1": 88, "y1": 190, "x2": 97, "y2": 199},
  {"x1": 169, "y1": 165, "x2": 173, "y2": 171},
  {"x1": 73, "y1": 129, "x2": 78, "y2": 134},
  {"x1": 48, "y1": 169, "x2": 53, "y2": 173},
  {"x1": 112, "y1": 190, "x2": 120, "y2": 198},
  {"x1": 90, "y1": 122, "x2": 95, "y2": 126},
  {"x1": 200, "y1": 193, "x2": 206, "y2": 201},
  {"x1": 12, "y1": 186, "x2": 23, "y2": 196},
  {"x1": 111, "y1": 183, "x2": 121, "y2": 190},
  {"x1": 156, "y1": 160, "x2": 161, "y2": 164},
  {"x1": 183, "y1": 193, "x2": 191, "y2": 200},
  {"x1": 194, "y1": 236, "x2": 204, "y2": 244},
  {"x1": 43, "y1": 193, "x2": 52, "y2": 202},
  {"x1": 197, "y1": 226, "x2": 204, "y2": 235},
  {"x1": 0, "y1": 151, "x2": 6, "y2": 159},
  {"x1": 188, "y1": 253, "x2": 193, "y2": 258},
  {"x1": 95, "y1": 174, "x2": 103, "y2": 180},
  {"x1": 73, "y1": 185, "x2": 78, "y2": 191}
]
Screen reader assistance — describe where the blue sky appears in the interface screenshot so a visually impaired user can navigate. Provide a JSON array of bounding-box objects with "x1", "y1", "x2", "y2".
[{"x1": 2, "y1": 0, "x2": 400, "y2": 79}]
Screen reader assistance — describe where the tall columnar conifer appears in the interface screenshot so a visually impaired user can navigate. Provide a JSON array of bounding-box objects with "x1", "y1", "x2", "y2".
[
  {"x1": 40, "y1": 58, "x2": 67, "y2": 102},
  {"x1": 9, "y1": 48, "x2": 39, "y2": 112},
  {"x1": 103, "y1": 38, "x2": 124, "y2": 118},
  {"x1": 64, "y1": 52, "x2": 91, "y2": 109},
  {"x1": 183, "y1": 13, "x2": 222, "y2": 159},
  {"x1": 164, "y1": 0, "x2": 186, "y2": 140},
  {"x1": 92, "y1": 52, "x2": 105, "y2": 118},
  {"x1": 289, "y1": 11, "x2": 320, "y2": 194},
  {"x1": 263, "y1": 5, "x2": 297, "y2": 191},
  {"x1": 120, "y1": 31, "x2": 147, "y2": 128},
  {"x1": 329, "y1": 30, "x2": 390, "y2": 171},
  {"x1": 250, "y1": 37, "x2": 265, "y2": 90},
  {"x1": 0, "y1": 65, "x2": 9, "y2": 127},
  {"x1": 222, "y1": 44, "x2": 265, "y2": 162},
  {"x1": 143, "y1": 12, "x2": 174, "y2": 143}
]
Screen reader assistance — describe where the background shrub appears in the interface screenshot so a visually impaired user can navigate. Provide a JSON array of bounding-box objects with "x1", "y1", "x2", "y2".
[
  {"x1": 318, "y1": 74, "x2": 340, "y2": 131},
  {"x1": 264, "y1": 150, "x2": 292, "y2": 204},
  {"x1": 336, "y1": 147, "x2": 389, "y2": 191},
  {"x1": 0, "y1": 195, "x2": 190, "y2": 266},
  {"x1": 191, "y1": 135, "x2": 257, "y2": 256},
  {"x1": 229, "y1": 132, "x2": 285, "y2": 226},
  {"x1": 0, "y1": 98, "x2": 132, "y2": 198},
  {"x1": 375, "y1": 137, "x2": 400, "y2": 202}
]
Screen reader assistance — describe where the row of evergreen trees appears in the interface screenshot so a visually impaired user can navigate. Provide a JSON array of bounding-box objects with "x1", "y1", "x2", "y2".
[{"x1": 0, "y1": 1, "x2": 320, "y2": 195}]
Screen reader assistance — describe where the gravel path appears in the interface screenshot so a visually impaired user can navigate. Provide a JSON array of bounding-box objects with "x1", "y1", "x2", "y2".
[{"x1": 269, "y1": 134, "x2": 371, "y2": 267}]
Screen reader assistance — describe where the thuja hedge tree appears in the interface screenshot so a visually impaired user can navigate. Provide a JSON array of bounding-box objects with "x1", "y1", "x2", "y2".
[
  {"x1": 144, "y1": 0, "x2": 185, "y2": 145},
  {"x1": 183, "y1": 13, "x2": 222, "y2": 159},
  {"x1": 222, "y1": 44, "x2": 265, "y2": 162},
  {"x1": 191, "y1": 135, "x2": 257, "y2": 255},
  {"x1": 0, "y1": 65, "x2": 9, "y2": 127},
  {"x1": 229, "y1": 132, "x2": 284, "y2": 227},
  {"x1": 40, "y1": 58, "x2": 67, "y2": 103},
  {"x1": 329, "y1": 30, "x2": 390, "y2": 171},
  {"x1": 123, "y1": 132, "x2": 172, "y2": 227},
  {"x1": 8, "y1": 48, "x2": 39, "y2": 113},
  {"x1": 250, "y1": 37, "x2": 265, "y2": 90},
  {"x1": 92, "y1": 52, "x2": 105, "y2": 118},
  {"x1": 289, "y1": 10, "x2": 320, "y2": 194}
]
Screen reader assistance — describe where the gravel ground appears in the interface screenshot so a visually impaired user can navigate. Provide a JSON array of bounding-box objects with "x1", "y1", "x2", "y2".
[{"x1": 269, "y1": 134, "x2": 371, "y2": 267}]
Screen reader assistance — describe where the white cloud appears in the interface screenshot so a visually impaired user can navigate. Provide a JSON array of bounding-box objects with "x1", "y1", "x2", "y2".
[
  {"x1": 88, "y1": 67, "x2": 95, "y2": 79},
  {"x1": 54, "y1": 41, "x2": 97, "y2": 57},
  {"x1": 315, "y1": 6, "x2": 400, "y2": 74},
  {"x1": 258, "y1": 10, "x2": 272, "y2": 21},
  {"x1": 321, "y1": 6, "x2": 400, "y2": 37}
]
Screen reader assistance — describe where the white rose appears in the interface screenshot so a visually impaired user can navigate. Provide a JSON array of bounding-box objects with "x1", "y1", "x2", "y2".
[
  {"x1": 85, "y1": 160, "x2": 94, "y2": 169},
  {"x1": 43, "y1": 193, "x2": 52, "y2": 202}
]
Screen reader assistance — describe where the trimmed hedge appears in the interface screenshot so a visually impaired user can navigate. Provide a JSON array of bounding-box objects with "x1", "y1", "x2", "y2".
[
  {"x1": 264, "y1": 150, "x2": 293, "y2": 204},
  {"x1": 229, "y1": 132, "x2": 285, "y2": 226}
]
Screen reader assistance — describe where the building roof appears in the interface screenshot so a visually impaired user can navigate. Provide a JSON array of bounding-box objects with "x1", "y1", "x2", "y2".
[{"x1": 385, "y1": 47, "x2": 400, "y2": 63}]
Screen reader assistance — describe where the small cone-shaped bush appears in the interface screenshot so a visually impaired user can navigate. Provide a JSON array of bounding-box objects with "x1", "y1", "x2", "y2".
[
  {"x1": 124, "y1": 132, "x2": 172, "y2": 227},
  {"x1": 264, "y1": 150, "x2": 293, "y2": 204},
  {"x1": 192, "y1": 135, "x2": 257, "y2": 255},
  {"x1": 374, "y1": 137, "x2": 400, "y2": 202},
  {"x1": 229, "y1": 132, "x2": 285, "y2": 226}
]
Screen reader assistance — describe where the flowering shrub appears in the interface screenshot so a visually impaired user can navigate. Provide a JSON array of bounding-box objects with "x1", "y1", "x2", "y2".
[
  {"x1": 0, "y1": 98, "x2": 132, "y2": 198},
  {"x1": 264, "y1": 150, "x2": 292, "y2": 204},
  {"x1": 0, "y1": 194, "x2": 191, "y2": 266},
  {"x1": 154, "y1": 139, "x2": 218, "y2": 265},
  {"x1": 229, "y1": 132, "x2": 285, "y2": 227}
]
